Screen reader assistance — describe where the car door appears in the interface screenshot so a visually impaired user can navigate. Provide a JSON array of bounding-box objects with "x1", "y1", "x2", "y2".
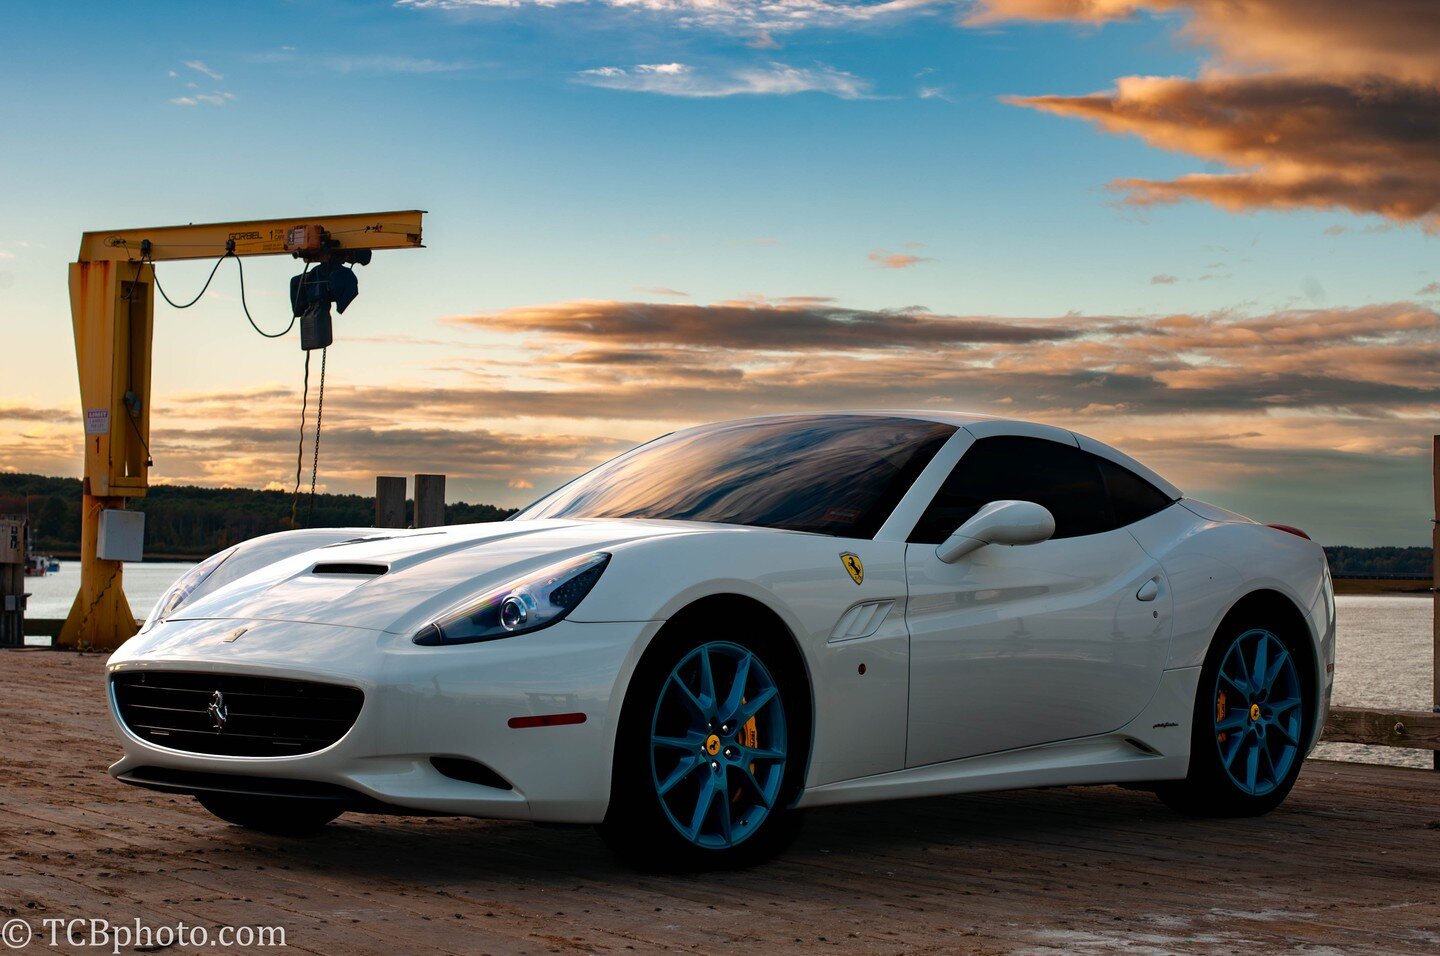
[{"x1": 903, "y1": 433, "x2": 1173, "y2": 767}]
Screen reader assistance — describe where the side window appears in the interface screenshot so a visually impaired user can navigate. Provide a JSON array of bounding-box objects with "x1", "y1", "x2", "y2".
[
  {"x1": 908, "y1": 436, "x2": 1113, "y2": 544},
  {"x1": 1096, "y1": 457, "x2": 1174, "y2": 526}
]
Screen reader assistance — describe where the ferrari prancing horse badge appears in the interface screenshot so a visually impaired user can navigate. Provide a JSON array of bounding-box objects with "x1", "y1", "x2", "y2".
[{"x1": 840, "y1": 552, "x2": 864, "y2": 585}]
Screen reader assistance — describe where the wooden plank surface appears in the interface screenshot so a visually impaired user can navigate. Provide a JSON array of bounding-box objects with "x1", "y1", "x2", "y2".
[
  {"x1": 1, "y1": 650, "x2": 1437, "y2": 954},
  {"x1": 1324, "y1": 705, "x2": 1440, "y2": 750}
]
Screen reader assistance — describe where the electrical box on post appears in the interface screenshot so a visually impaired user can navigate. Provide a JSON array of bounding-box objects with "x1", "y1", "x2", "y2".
[{"x1": 97, "y1": 509, "x2": 145, "y2": 562}]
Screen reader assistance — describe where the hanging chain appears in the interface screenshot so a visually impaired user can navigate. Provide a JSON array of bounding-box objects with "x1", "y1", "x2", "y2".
[{"x1": 307, "y1": 347, "x2": 327, "y2": 526}]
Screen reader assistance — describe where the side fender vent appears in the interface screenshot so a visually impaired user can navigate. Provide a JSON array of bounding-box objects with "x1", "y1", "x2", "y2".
[{"x1": 828, "y1": 600, "x2": 896, "y2": 643}]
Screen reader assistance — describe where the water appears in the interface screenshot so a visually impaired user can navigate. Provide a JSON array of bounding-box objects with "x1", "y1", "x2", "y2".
[
  {"x1": 1315, "y1": 595, "x2": 1433, "y2": 769},
  {"x1": 20, "y1": 564, "x2": 1434, "y2": 767},
  {"x1": 23, "y1": 560, "x2": 194, "y2": 635}
]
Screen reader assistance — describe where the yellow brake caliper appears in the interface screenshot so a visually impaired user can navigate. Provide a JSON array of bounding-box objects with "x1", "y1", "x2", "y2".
[
  {"x1": 731, "y1": 699, "x2": 760, "y2": 804},
  {"x1": 1216, "y1": 689, "x2": 1228, "y2": 743}
]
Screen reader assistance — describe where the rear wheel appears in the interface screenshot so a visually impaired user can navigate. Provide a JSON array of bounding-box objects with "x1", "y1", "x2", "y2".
[
  {"x1": 1158, "y1": 623, "x2": 1309, "y2": 817},
  {"x1": 600, "y1": 631, "x2": 804, "y2": 871},
  {"x1": 195, "y1": 793, "x2": 343, "y2": 835}
]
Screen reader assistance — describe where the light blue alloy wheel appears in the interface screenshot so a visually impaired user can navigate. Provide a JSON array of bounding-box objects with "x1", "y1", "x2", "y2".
[
  {"x1": 649, "y1": 641, "x2": 787, "y2": 850},
  {"x1": 1213, "y1": 628, "x2": 1303, "y2": 796}
]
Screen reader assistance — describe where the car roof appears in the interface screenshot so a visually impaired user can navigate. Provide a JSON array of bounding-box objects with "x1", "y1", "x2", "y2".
[{"x1": 700, "y1": 410, "x2": 1183, "y2": 500}]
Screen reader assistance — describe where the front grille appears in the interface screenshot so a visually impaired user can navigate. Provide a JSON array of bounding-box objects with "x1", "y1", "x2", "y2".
[{"x1": 112, "y1": 671, "x2": 363, "y2": 757}]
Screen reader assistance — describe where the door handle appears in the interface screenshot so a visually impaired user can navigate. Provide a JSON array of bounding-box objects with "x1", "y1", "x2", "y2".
[{"x1": 1136, "y1": 577, "x2": 1160, "y2": 602}]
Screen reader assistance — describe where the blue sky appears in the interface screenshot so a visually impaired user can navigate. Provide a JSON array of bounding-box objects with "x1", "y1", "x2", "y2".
[{"x1": 2, "y1": 0, "x2": 1437, "y2": 544}]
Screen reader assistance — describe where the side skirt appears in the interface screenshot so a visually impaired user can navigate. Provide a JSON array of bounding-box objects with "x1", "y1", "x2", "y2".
[{"x1": 797, "y1": 666, "x2": 1199, "y2": 809}]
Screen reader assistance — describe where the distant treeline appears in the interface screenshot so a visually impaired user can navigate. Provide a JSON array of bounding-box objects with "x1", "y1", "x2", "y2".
[
  {"x1": 0, "y1": 473, "x2": 516, "y2": 558},
  {"x1": 1323, "y1": 546, "x2": 1432, "y2": 579},
  {"x1": 0, "y1": 473, "x2": 1433, "y2": 572}
]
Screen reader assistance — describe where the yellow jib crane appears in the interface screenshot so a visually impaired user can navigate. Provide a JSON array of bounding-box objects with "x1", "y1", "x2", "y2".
[{"x1": 61, "y1": 211, "x2": 426, "y2": 651}]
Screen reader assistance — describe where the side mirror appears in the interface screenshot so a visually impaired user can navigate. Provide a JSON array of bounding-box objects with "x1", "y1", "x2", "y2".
[{"x1": 936, "y1": 500, "x2": 1056, "y2": 564}]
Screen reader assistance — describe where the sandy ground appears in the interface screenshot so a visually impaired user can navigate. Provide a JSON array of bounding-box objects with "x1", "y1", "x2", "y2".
[{"x1": 1, "y1": 649, "x2": 1438, "y2": 954}]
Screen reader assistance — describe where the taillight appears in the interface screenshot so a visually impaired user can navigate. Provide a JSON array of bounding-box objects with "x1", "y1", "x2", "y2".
[{"x1": 1267, "y1": 524, "x2": 1311, "y2": 540}]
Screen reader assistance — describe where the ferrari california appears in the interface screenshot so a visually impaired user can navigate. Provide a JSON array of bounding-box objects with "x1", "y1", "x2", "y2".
[{"x1": 106, "y1": 412, "x2": 1335, "y2": 869}]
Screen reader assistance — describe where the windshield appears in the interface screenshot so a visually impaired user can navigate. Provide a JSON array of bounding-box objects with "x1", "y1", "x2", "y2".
[{"x1": 515, "y1": 415, "x2": 956, "y2": 538}]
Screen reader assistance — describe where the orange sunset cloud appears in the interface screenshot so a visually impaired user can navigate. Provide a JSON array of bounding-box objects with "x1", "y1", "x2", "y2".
[{"x1": 971, "y1": 0, "x2": 1440, "y2": 227}]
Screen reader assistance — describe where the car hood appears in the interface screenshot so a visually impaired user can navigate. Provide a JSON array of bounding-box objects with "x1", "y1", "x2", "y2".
[{"x1": 163, "y1": 518, "x2": 730, "y2": 634}]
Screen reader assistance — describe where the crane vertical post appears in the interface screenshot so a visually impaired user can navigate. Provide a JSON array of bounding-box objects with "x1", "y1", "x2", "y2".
[{"x1": 59, "y1": 260, "x2": 151, "y2": 649}]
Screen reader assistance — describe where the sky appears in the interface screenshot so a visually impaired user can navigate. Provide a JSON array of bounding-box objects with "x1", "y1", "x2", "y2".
[{"x1": 1, "y1": 0, "x2": 1437, "y2": 545}]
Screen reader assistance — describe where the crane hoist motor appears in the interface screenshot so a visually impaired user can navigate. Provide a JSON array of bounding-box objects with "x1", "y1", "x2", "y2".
[{"x1": 285, "y1": 225, "x2": 375, "y2": 351}]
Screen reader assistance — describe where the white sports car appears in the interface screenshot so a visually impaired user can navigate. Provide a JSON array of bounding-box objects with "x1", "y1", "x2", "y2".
[{"x1": 108, "y1": 412, "x2": 1335, "y2": 869}]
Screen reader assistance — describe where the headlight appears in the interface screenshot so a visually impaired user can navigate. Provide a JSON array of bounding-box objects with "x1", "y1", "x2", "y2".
[
  {"x1": 141, "y1": 546, "x2": 237, "y2": 632},
  {"x1": 413, "y1": 552, "x2": 611, "y2": 646}
]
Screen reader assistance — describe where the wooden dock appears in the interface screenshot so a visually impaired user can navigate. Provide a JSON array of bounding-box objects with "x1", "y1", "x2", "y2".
[{"x1": 2, "y1": 650, "x2": 1437, "y2": 954}]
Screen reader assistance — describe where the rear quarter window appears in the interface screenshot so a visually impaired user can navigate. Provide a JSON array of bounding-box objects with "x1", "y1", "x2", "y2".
[{"x1": 1096, "y1": 457, "x2": 1175, "y2": 527}]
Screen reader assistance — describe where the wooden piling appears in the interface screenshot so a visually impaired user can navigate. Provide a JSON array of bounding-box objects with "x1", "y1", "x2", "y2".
[
  {"x1": 1433, "y1": 435, "x2": 1439, "y2": 769},
  {"x1": 0, "y1": 516, "x2": 25, "y2": 647},
  {"x1": 375, "y1": 476, "x2": 406, "y2": 529},
  {"x1": 413, "y1": 474, "x2": 446, "y2": 529}
]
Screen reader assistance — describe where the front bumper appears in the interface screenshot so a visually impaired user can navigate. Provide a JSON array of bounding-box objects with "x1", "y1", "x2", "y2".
[{"x1": 107, "y1": 616, "x2": 660, "y2": 823}]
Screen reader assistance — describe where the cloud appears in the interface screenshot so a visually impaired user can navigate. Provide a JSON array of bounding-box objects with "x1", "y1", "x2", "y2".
[
  {"x1": 867, "y1": 249, "x2": 933, "y2": 269},
  {"x1": 168, "y1": 66, "x2": 236, "y2": 107},
  {"x1": 578, "y1": 61, "x2": 872, "y2": 98},
  {"x1": 322, "y1": 55, "x2": 474, "y2": 73},
  {"x1": 968, "y1": 0, "x2": 1440, "y2": 83},
  {"x1": 0, "y1": 404, "x2": 71, "y2": 423},
  {"x1": 435, "y1": 297, "x2": 1440, "y2": 426},
  {"x1": 1150, "y1": 273, "x2": 1177, "y2": 284},
  {"x1": 184, "y1": 59, "x2": 223, "y2": 80},
  {"x1": 170, "y1": 92, "x2": 236, "y2": 107},
  {"x1": 974, "y1": 0, "x2": 1440, "y2": 228},
  {"x1": 1011, "y1": 76, "x2": 1440, "y2": 227},
  {"x1": 8, "y1": 295, "x2": 1437, "y2": 538},
  {"x1": 1419, "y1": 282, "x2": 1440, "y2": 296},
  {"x1": 451, "y1": 298, "x2": 1078, "y2": 349},
  {"x1": 400, "y1": 0, "x2": 956, "y2": 34}
]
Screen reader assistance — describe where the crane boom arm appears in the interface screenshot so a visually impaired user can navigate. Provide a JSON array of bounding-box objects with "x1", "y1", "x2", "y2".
[{"x1": 78, "y1": 209, "x2": 425, "y2": 262}]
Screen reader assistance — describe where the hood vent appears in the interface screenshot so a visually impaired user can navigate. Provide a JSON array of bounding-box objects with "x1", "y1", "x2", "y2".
[{"x1": 312, "y1": 562, "x2": 388, "y2": 576}]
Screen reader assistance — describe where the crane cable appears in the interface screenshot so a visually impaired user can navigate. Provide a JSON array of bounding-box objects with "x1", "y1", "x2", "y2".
[
  {"x1": 309, "y1": 347, "x2": 327, "y2": 527},
  {"x1": 290, "y1": 351, "x2": 311, "y2": 529},
  {"x1": 144, "y1": 253, "x2": 328, "y2": 528}
]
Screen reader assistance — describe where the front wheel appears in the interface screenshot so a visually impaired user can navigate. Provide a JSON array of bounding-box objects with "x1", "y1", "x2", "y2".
[
  {"x1": 196, "y1": 793, "x2": 343, "y2": 835},
  {"x1": 599, "y1": 633, "x2": 804, "y2": 871},
  {"x1": 1157, "y1": 624, "x2": 1310, "y2": 817}
]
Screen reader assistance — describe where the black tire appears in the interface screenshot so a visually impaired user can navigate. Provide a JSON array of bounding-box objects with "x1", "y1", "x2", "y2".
[
  {"x1": 1157, "y1": 614, "x2": 1312, "y2": 817},
  {"x1": 598, "y1": 621, "x2": 807, "y2": 872},
  {"x1": 196, "y1": 793, "x2": 343, "y2": 835}
]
